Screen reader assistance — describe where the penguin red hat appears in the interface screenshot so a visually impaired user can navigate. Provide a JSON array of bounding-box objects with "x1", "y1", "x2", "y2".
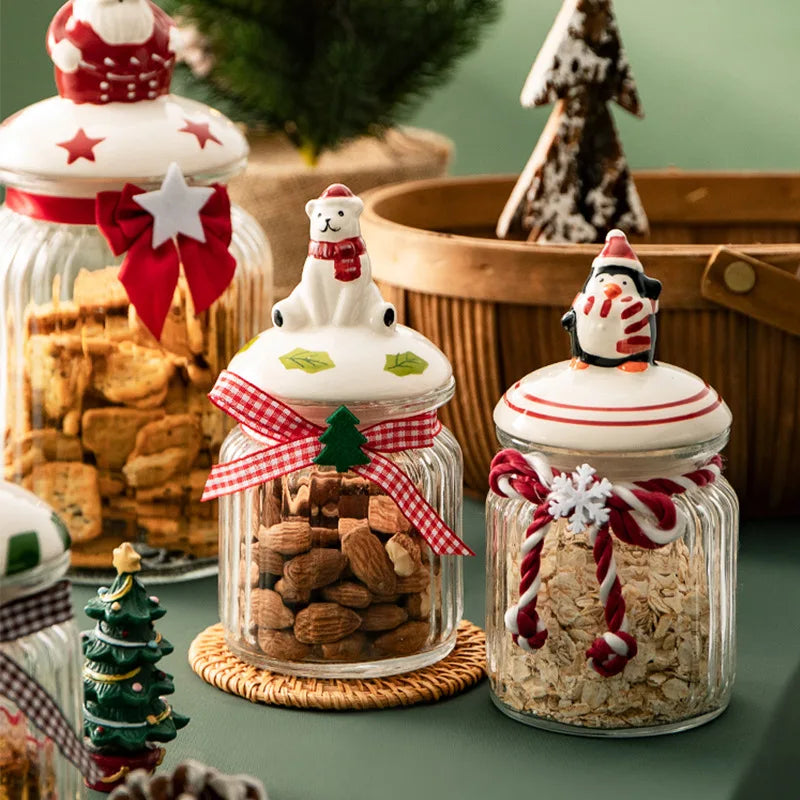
[{"x1": 592, "y1": 229, "x2": 643, "y2": 273}]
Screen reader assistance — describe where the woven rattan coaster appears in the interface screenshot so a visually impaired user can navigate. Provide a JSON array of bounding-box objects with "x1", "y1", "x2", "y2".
[{"x1": 189, "y1": 621, "x2": 486, "y2": 710}]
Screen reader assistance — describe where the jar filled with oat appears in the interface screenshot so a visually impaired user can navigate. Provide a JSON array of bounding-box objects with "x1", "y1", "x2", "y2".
[
  {"x1": 487, "y1": 231, "x2": 738, "y2": 736},
  {"x1": 0, "y1": 2, "x2": 271, "y2": 579},
  {"x1": 0, "y1": 481, "x2": 94, "y2": 799},
  {"x1": 208, "y1": 183, "x2": 472, "y2": 678}
]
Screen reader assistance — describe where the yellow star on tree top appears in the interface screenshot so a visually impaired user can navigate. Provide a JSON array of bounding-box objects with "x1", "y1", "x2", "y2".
[{"x1": 112, "y1": 542, "x2": 142, "y2": 575}]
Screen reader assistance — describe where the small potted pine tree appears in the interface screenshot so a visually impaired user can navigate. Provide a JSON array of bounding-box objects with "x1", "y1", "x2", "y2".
[
  {"x1": 82, "y1": 543, "x2": 189, "y2": 792},
  {"x1": 160, "y1": 0, "x2": 500, "y2": 301}
]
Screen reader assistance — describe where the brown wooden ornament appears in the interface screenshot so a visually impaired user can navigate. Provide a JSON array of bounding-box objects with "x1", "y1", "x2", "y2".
[{"x1": 498, "y1": 0, "x2": 648, "y2": 243}]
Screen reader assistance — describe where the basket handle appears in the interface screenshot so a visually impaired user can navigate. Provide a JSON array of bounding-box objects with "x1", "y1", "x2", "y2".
[{"x1": 701, "y1": 246, "x2": 800, "y2": 336}]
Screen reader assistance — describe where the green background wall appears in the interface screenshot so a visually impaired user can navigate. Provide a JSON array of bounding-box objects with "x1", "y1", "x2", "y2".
[{"x1": 1, "y1": 0, "x2": 799, "y2": 176}]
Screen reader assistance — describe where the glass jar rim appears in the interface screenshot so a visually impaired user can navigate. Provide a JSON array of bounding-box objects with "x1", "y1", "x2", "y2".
[
  {"x1": 495, "y1": 428, "x2": 730, "y2": 481},
  {"x1": 0, "y1": 551, "x2": 71, "y2": 606},
  {"x1": 0, "y1": 160, "x2": 246, "y2": 197}
]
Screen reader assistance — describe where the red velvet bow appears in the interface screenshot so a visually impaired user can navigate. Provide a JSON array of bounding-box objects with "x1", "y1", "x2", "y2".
[{"x1": 96, "y1": 183, "x2": 236, "y2": 339}]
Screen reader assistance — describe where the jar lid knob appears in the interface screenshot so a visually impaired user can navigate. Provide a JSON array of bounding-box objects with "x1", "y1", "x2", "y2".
[
  {"x1": 562, "y1": 229, "x2": 663, "y2": 371},
  {"x1": 46, "y1": 0, "x2": 179, "y2": 105}
]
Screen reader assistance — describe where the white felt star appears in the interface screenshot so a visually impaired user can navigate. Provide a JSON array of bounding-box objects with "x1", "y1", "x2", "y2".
[{"x1": 134, "y1": 162, "x2": 214, "y2": 248}]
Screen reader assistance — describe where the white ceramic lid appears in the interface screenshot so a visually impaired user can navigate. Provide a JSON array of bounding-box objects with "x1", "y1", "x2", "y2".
[
  {"x1": 494, "y1": 230, "x2": 732, "y2": 452},
  {"x1": 228, "y1": 183, "x2": 452, "y2": 411},
  {"x1": 0, "y1": 481, "x2": 71, "y2": 581},
  {"x1": 0, "y1": 0, "x2": 247, "y2": 193}
]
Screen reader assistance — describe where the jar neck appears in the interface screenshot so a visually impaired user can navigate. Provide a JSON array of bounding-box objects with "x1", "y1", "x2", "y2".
[
  {"x1": 275, "y1": 376, "x2": 456, "y2": 429},
  {"x1": 495, "y1": 429, "x2": 729, "y2": 483}
]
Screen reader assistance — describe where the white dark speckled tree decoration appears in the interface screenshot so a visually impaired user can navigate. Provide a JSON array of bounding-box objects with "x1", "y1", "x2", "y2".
[{"x1": 497, "y1": 0, "x2": 649, "y2": 243}]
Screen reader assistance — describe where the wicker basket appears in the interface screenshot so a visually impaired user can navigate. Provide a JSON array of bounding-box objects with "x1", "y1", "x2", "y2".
[{"x1": 361, "y1": 172, "x2": 800, "y2": 516}]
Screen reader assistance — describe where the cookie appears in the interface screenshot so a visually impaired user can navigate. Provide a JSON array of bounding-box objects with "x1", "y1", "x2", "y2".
[
  {"x1": 97, "y1": 469, "x2": 126, "y2": 497},
  {"x1": 31, "y1": 462, "x2": 101, "y2": 542},
  {"x1": 25, "y1": 301, "x2": 80, "y2": 336},
  {"x1": 130, "y1": 414, "x2": 202, "y2": 458},
  {"x1": 70, "y1": 531, "x2": 127, "y2": 569},
  {"x1": 93, "y1": 342, "x2": 174, "y2": 404},
  {"x1": 82, "y1": 408, "x2": 164, "y2": 470},
  {"x1": 27, "y1": 336, "x2": 92, "y2": 420},
  {"x1": 122, "y1": 447, "x2": 195, "y2": 488},
  {"x1": 9, "y1": 429, "x2": 83, "y2": 462},
  {"x1": 135, "y1": 480, "x2": 186, "y2": 503},
  {"x1": 73, "y1": 266, "x2": 130, "y2": 312},
  {"x1": 124, "y1": 384, "x2": 170, "y2": 409}
]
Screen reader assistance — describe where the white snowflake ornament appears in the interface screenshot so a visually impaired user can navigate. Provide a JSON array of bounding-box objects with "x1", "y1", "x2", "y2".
[{"x1": 548, "y1": 463, "x2": 612, "y2": 534}]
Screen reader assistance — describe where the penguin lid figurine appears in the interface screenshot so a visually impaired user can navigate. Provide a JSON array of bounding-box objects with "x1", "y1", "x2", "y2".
[{"x1": 562, "y1": 229, "x2": 662, "y2": 372}]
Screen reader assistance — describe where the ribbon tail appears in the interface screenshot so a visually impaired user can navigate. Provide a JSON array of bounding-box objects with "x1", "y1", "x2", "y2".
[
  {"x1": 356, "y1": 456, "x2": 473, "y2": 556},
  {"x1": 202, "y1": 438, "x2": 321, "y2": 501},
  {"x1": 118, "y1": 237, "x2": 181, "y2": 340},
  {"x1": 0, "y1": 653, "x2": 100, "y2": 783},
  {"x1": 178, "y1": 234, "x2": 236, "y2": 316}
]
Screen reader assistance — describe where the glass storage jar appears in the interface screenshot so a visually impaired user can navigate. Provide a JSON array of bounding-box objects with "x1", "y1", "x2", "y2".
[
  {"x1": 0, "y1": 481, "x2": 85, "y2": 799},
  {"x1": 486, "y1": 230, "x2": 738, "y2": 736},
  {"x1": 208, "y1": 182, "x2": 471, "y2": 678},
  {"x1": 0, "y1": 3, "x2": 272, "y2": 581}
]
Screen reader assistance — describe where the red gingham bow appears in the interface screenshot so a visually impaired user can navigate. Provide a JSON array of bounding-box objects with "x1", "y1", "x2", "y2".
[{"x1": 203, "y1": 371, "x2": 473, "y2": 556}]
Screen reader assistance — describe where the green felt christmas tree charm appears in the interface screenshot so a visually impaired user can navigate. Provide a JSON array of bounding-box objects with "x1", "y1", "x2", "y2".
[
  {"x1": 82, "y1": 543, "x2": 189, "y2": 792},
  {"x1": 314, "y1": 406, "x2": 370, "y2": 474}
]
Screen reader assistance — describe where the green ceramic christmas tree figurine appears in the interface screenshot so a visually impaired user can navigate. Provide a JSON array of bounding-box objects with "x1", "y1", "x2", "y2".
[{"x1": 82, "y1": 543, "x2": 189, "y2": 793}]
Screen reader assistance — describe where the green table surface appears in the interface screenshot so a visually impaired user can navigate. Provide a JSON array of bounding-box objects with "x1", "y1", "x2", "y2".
[{"x1": 75, "y1": 500, "x2": 800, "y2": 800}]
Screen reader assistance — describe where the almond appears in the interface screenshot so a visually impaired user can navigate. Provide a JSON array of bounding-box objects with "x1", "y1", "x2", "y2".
[
  {"x1": 311, "y1": 526, "x2": 341, "y2": 548},
  {"x1": 373, "y1": 621, "x2": 430, "y2": 656},
  {"x1": 257, "y1": 628, "x2": 311, "y2": 661},
  {"x1": 369, "y1": 495, "x2": 411, "y2": 535},
  {"x1": 284, "y1": 548, "x2": 347, "y2": 591},
  {"x1": 341, "y1": 527, "x2": 397, "y2": 596},
  {"x1": 322, "y1": 632, "x2": 369, "y2": 661},
  {"x1": 385, "y1": 532, "x2": 422, "y2": 577},
  {"x1": 396, "y1": 566, "x2": 430, "y2": 594},
  {"x1": 251, "y1": 588, "x2": 294, "y2": 630},
  {"x1": 371, "y1": 592, "x2": 401, "y2": 604},
  {"x1": 338, "y1": 517, "x2": 369, "y2": 538},
  {"x1": 358, "y1": 603, "x2": 408, "y2": 632},
  {"x1": 275, "y1": 577, "x2": 311, "y2": 605},
  {"x1": 405, "y1": 591, "x2": 431, "y2": 620},
  {"x1": 322, "y1": 581, "x2": 373, "y2": 609},
  {"x1": 259, "y1": 520, "x2": 311, "y2": 556},
  {"x1": 294, "y1": 603, "x2": 362, "y2": 644},
  {"x1": 257, "y1": 544, "x2": 285, "y2": 575},
  {"x1": 241, "y1": 557, "x2": 259, "y2": 587}
]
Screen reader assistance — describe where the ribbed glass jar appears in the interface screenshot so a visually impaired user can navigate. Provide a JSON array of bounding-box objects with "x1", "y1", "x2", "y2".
[
  {"x1": 0, "y1": 554, "x2": 84, "y2": 799},
  {"x1": 486, "y1": 432, "x2": 738, "y2": 737},
  {"x1": 219, "y1": 380, "x2": 464, "y2": 678},
  {"x1": 0, "y1": 192, "x2": 271, "y2": 581}
]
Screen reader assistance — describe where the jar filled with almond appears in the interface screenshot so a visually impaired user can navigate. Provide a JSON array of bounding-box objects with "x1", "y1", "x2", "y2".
[
  {"x1": 486, "y1": 232, "x2": 738, "y2": 736},
  {"x1": 0, "y1": 4, "x2": 271, "y2": 579},
  {"x1": 210, "y1": 183, "x2": 471, "y2": 678}
]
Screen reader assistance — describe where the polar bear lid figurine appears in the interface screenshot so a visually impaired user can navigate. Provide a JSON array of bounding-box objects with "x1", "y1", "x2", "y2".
[{"x1": 227, "y1": 184, "x2": 452, "y2": 408}]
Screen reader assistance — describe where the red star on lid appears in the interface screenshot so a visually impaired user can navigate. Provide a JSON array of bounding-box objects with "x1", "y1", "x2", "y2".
[
  {"x1": 56, "y1": 128, "x2": 105, "y2": 165},
  {"x1": 179, "y1": 119, "x2": 222, "y2": 149}
]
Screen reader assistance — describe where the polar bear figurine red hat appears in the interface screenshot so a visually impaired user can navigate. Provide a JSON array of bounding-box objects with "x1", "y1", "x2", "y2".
[{"x1": 272, "y1": 184, "x2": 396, "y2": 333}]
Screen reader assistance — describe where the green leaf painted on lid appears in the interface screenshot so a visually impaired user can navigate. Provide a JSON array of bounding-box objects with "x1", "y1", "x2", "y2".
[
  {"x1": 236, "y1": 335, "x2": 261, "y2": 355},
  {"x1": 279, "y1": 347, "x2": 335, "y2": 374},
  {"x1": 384, "y1": 351, "x2": 429, "y2": 377},
  {"x1": 51, "y1": 511, "x2": 71, "y2": 550},
  {"x1": 6, "y1": 531, "x2": 40, "y2": 576}
]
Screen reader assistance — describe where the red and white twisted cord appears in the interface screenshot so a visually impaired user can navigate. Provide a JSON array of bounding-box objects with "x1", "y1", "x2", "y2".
[{"x1": 489, "y1": 450, "x2": 722, "y2": 677}]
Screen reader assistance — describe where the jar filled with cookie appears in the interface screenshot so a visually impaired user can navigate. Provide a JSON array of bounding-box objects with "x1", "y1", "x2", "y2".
[
  {"x1": 209, "y1": 183, "x2": 472, "y2": 678},
  {"x1": 486, "y1": 232, "x2": 738, "y2": 736},
  {"x1": 0, "y1": 2, "x2": 272, "y2": 579},
  {"x1": 0, "y1": 481, "x2": 92, "y2": 799}
]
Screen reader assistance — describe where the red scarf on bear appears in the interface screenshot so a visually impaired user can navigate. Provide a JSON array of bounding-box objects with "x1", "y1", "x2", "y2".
[{"x1": 308, "y1": 236, "x2": 366, "y2": 282}]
